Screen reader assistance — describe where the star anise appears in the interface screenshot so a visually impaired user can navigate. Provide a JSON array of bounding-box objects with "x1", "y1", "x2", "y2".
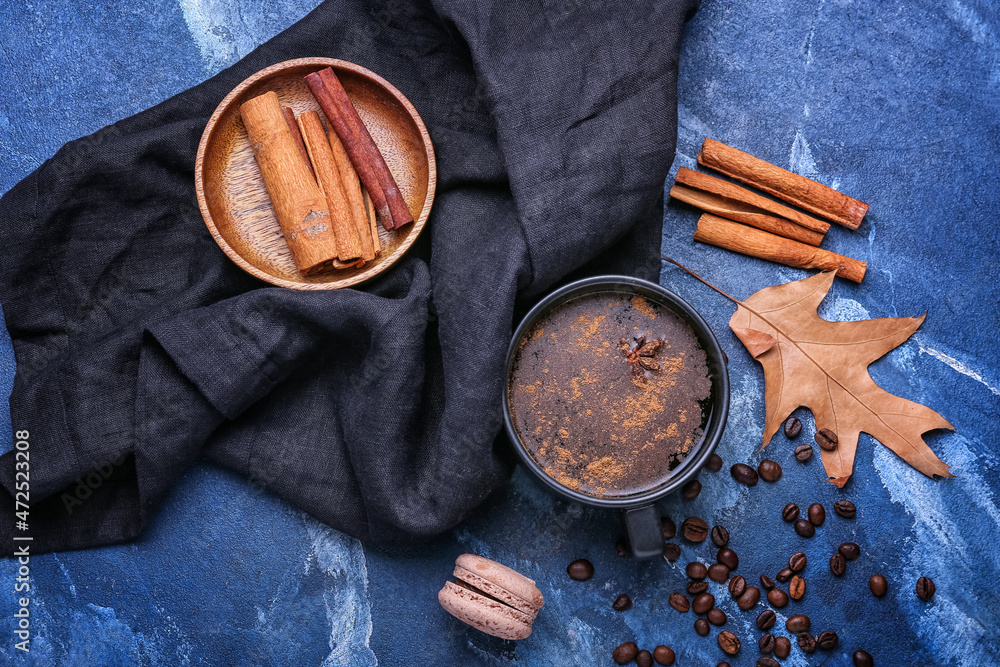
[{"x1": 619, "y1": 335, "x2": 663, "y2": 376}]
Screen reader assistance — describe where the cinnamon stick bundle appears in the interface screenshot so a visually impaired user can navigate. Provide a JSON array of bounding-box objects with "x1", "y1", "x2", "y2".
[
  {"x1": 698, "y1": 138, "x2": 869, "y2": 229},
  {"x1": 670, "y1": 167, "x2": 828, "y2": 246},
  {"x1": 694, "y1": 213, "x2": 867, "y2": 283},
  {"x1": 321, "y1": 112, "x2": 377, "y2": 261},
  {"x1": 240, "y1": 91, "x2": 339, "y2": 275}
]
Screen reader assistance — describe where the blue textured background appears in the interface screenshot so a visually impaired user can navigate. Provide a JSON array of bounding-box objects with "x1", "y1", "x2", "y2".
[{"x1": 1, "y1": 1, "x2": 999, "y2": 665}]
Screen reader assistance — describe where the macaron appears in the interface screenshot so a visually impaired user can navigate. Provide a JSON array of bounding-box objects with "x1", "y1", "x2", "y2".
[{"x1": 438, "y1": 553, "x2": 545, "y2": 640}]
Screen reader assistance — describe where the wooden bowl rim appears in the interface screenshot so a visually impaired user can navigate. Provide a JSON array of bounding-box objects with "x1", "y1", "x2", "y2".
[{"x1": 194, "y1": 57, "x2": 436, "y2": 290}]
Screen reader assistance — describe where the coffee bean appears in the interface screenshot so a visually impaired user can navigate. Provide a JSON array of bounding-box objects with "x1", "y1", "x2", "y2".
[
  {"x1": 694, "y1": 618, "x2": 710, "y2": 636},
  {"x1": 759, "y1": 633, "x2": 775, "y2": 654},
  {"x1": 916, "y1": 576, "x2": 936, "y2": 600},
  {"x1": 669, "y1": 592, "x2": 690, "y2": 612},
  {"x1": 794, "y1": 518, "x2": 815, "y2": 538},
  {"x1": 717, "y1": 547, "x2": 739, "y2": 571},
  {"x1": 817, "y1": 630, "x2": 839, "y2": 650},
  {"x1": 789, "y1": 575, "x2": 806, "y2": 600},
  {"x1": 789, "y1": 552, "x2": 807, "y2": 572},
  {"x1": 664, "y1": 543, "x2": 681, "y2": 562},
  {"x1": 808, "y1": 503, "x2": 826, "y2": 526},
  {"x1": 711, "y1": 525, "x2": 730, "y2": 547},
  {"x1": 613, "y1": 594, "x2": 632, "y2": 611},
  {"x1": 708, "y1": 563, "x2": 730, "y2": 583},
  {"x1": 839, "y1": 542, "x2": 861, "y2": 561},
  {"x1": 692, "y1": 592, "x2": 715, "y2": 615},
  {"x1": 834, "y1": 499, "x2": 857, "y2": 518},
  {"x1": 784, "y1": 416, "x2": 802, "y2": 438},
  {"x1": 774, "y1": 636, "x2": 791, "y2": 659},
  {"x1": 815, "y1": 428, "x2": 839, "y2": 451},
  {"x1": 717, "y1": 630, "x2": 741, "y2": 655},
  {"x1": 829, "y1": 553, "x2": 846, "y2": 577},
  {"x1": 737, "y1": 586, "x2": 761, "y2": 611},
  {"x1": 717, "y1": 663, "x2": 730, "y2": 667},
  {"x1": 706, "y1": 453, "x2": 724, "y2": 472},
  {"x1": 707, "y1": 607, "x2": 727, "y2": 626},
  {"x1": 853, "y1": 649, "x2": 874, "y2": 667},
  {"x1": 615, "y1": 538, "x2": 629, "y2": 557},
  {"x1": 870, "y1": 574, "x2": 888, "y2": 597},
  {"x1": 759, "y1": 574, "x2": 775, "y2": 590},
  {"x1": 653, "y1": 645, "x2": 676, "y2": 666},
  {"x1": 758, "y1": 459, "x2": 782, "y2": 482},
  {"x1": 661, "y1": 516, "x2": 677, "y2": 540},
  {"x1": 775, "y1": 568, "x2": 793, "y2": 583},
  {"x1": 757, "y1": 658, "x2": 780, "y2": 667},
  {"x1": 613, "y1": 641, "x2": 639, "y2": 664},
  {"x1": 729, "y1": 575, "x2": 747, "y2": 599},
  {"x1": 767, "y1": 588, "x2": 789, "y2": 608},
  {"x1": 794, "y1": 444, "x2": 814, "y2": 462},
  {"x1": 682, "y1": 516, "x2": 709, "y2": 542},
  {"x1": 687, "y1": 561, "x2": 708, "y2": 580},
  {"x1": 730, "y1": 463, "x2": 759, "y2": 486},
  {"x1": 636, "y1": 649, "x2": 653, "y2": 667},
  {"x1": 756, "y1": 609, "x2": 776, "y2": 631},
  {"x1": 567, "y1": 558, "x2": 594, "y2": 580},
  {"x1": 682, "y1": 479, "x2": 702, "y2": 500},
  {"x1": 782, "y1": 503, "x2": 800, "y2": 522},
  {"x1": 688, "y1": 580, "x2": 709, "y2": 595},
  {"x1": 797, "y1": 632, "x2": 817, "y2": 653},
  {"x1": 785, "y1": 614, "x2": 811, "y2": 633}
]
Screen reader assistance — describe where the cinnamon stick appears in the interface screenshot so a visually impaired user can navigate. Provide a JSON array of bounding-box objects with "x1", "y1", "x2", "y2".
[
  {"x1": 282, "y1": 106, "x2": 314, "y2": 180},
  {"x1": 698, "y1": 138, "x2": 869, "y2": 229},
  {"x1": 322, "y1": 113, "x2": 376, "y2": 261},
  {"x1": 239, "y1": 91, "x2": 339, "y2": 275},
  {"x1": 364, "y1": 189, "x2": 381, "y2": 256},
  {"x1": 693, "y1": 213, "x2": 867, "y2": 283},
  {"x1": 671, "y1": 167, "x2": 828, "y2": 245},
  {"x1": 304, "y1": 68, "x2": 413, "y2": 231}
]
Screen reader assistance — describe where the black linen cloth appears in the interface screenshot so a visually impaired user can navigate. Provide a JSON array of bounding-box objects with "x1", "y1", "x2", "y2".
[{"x1": 0, "y1": 0, "x2": 697, "y2": 553}]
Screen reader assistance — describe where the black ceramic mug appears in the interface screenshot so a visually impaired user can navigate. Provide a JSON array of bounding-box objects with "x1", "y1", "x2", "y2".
[{"x1": 502, "y1": 276, "x2": 730, "y2": 559}]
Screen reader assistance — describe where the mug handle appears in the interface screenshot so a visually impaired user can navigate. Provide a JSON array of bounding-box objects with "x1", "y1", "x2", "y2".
[{"x1": 621, "y1": 504, "x2": 664, "y2": 559}]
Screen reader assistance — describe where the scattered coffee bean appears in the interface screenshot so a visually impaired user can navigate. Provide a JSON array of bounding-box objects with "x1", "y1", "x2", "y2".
[
  {"x1": 688, "y1": 580, "x2": 709, "y2": 595},
  {"x1": 774, "y1": 636, "x2": 791, "y2": 659},
  {"x1": 756, "y1": 609, "x2": 776, "y2": 631},
  {"x1": 661, "y1": 517, "x2": 677, "y2": 540},
  {"x1": 759, "y1": 633, "x2": 775, "y2": 654},
  {"x1": 682, "y1": 516, "x2": 709, "y2": 542},
  {"x1": 613, "y1": 641, "x2": 639, "y2": 665},
  {"x1": 729, "y1": 575, "x2": 747, "y2": 599},
  {"x1": 717, "y1": 548, "x2": 739, "y2": 571},
  {"x1": 615, "y1": 538, "x2": 629, "y2": 557},
  {"x1": 775, "y1": 568, "x2": 793, "y2": 583},
  {"x1": 794, "y1": 518, "x2": 815, "y2": 538},
  {"x1": 707, "y1": 607, "x2": 727, "y2": 626},
  {"x1": 759, "y1": 574, "x2": 775, "y2": 590},
  {"x1": 664, "y1": 543, "x2": 681, "y2": 562},
  {"x1": 808, "y1": 503, "x2": 826, "y2": 526},
  {"x1": 853, "y1": 649, "x2": 874, "y2": 667},
  {"x1": 758, "y1": 459, "x2": 782, "y2": 482},
  {"x1": 737, "y1": 586, "x2": 761, "y2": 611},
  {"x1": 767, "y1": 588, "x2": 789, "y2": 608},
  {"x1": 694, "y1": 618, "x2": 710, "y2": 636},
  {"x1": 839, "y1": 542, "x2": 861, "y2": 561},
  {"x1": 782, "y1": 503, "x2": 800, "y2": 522},
  {"x1": 829, "y1": 553, "x2": 846, "y2": 577},
  {"x1": 784, "y1": 416, "x2": 802, "y2": 438},
  {"x1": 692, "y1": 592, "x2": 715, "y2": 615},
  {"x1": 869, "y1": 574, "x2": 888, "y2": 598},
  {"x1": 797, "y1": 631, "x2": 817, "y2": 653},
  {"x1": 789, "y1": 552, "x2": 807, "y2": 572},
  {"x1": 669, "y1": 592, "x2": 690, "y2": 612},
  {"x1": 567, "y1": 558, "x2": 594, "y2": 580},
  {"x1": 636, "y1": 649, "x2": 653, "y2": 667},
  {"x1": 834, "y1": 499, "x2": 857, "y2": 518},
  {"x1": 708, "y1": 563, "x2": 730, "y2": 583},
  {"x1": 653, "y1": 645, "x2": 676, "y2": 666},
  {"x1": 817, "y1": 630, "x2": 839, "y2": 650},
  {"x1": 731, "y1": 463, "x2": 759, "y2": 486},
  {"x1": 789, "y1": 575, "x2": 806, "y2": 600},
  {"x1": 815, "y1": 428, "x2": 839, "y2": 451},
  {"x1": 757, "y1": 658, "x2": 780, "y2": 667},
  {"x1": 711, "y1": 525, "x2": 730, "y2": 547},
  {"x1": 682, "y1": 479, "x2": 702, "y2": 500},
  {"x1": 717, "y1": 663, "x2": 730, "y2": 667},
  {"x1": 687, "y1": 561, "x2": 708, "y2": 580},
  {"x1": 706, "y1": 453, "x2": 724, "y2": 472},
  {"x1": 612, "y1": 594, "x2": 632, "y2": 611},
  {"x1": 785, "y1": 614, "x2": 811, "y2": 633},
  {"x1": 916, "y1": 576, "x2": 936, "y2": 601},
  {"x1": 717, "y1": 630, "x2": 741, "y2": 655},
  {"x1": 794, "y1": 443, "x2": 814, "y2": 462}
]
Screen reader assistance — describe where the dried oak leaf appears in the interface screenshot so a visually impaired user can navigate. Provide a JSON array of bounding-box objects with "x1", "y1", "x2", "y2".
[{"x1": 729, "y1": 271, "x2": 953, "y2": 487}]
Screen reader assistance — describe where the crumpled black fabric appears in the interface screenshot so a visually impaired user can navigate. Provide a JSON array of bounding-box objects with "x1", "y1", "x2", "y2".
[{"x1": 0, "y1": 0, "x2": 697, "y2": 553}]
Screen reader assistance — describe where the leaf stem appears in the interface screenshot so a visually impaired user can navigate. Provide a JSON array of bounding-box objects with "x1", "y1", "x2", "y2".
[{"x1": 660, "y1": 256, "x2": 742, "y2": 304}]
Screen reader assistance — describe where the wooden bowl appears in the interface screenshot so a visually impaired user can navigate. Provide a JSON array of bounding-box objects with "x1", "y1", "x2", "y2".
[{"x1": 195, "y1": 58, "x2": 436, "y2": 289}]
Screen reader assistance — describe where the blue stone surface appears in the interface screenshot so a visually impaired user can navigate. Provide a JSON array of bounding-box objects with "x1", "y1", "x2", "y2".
[{"x1": 1, "y1": 1, "x2": 998, "y2": 665}]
